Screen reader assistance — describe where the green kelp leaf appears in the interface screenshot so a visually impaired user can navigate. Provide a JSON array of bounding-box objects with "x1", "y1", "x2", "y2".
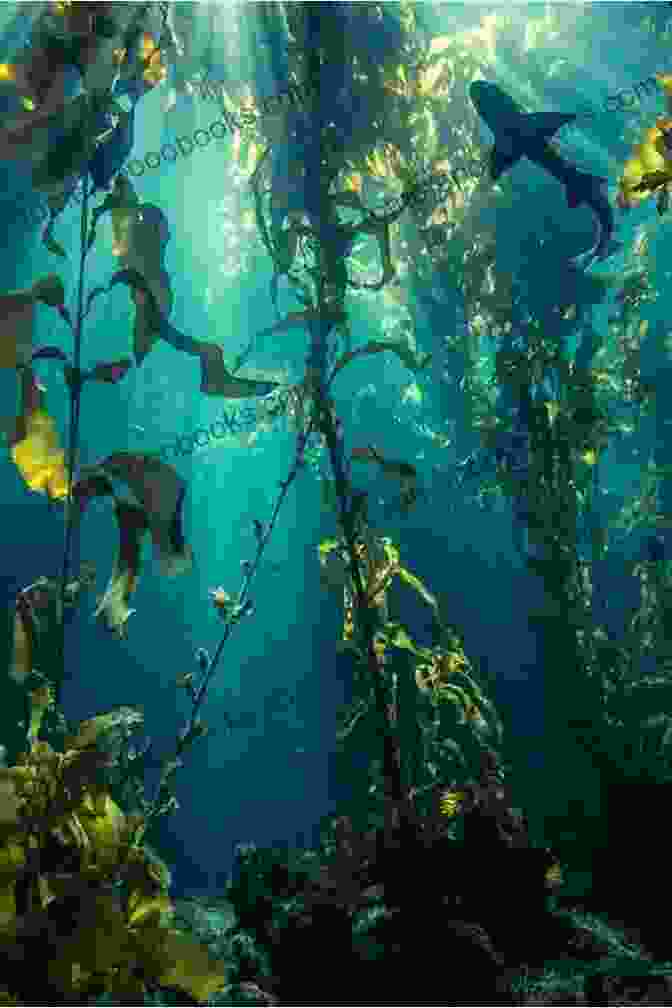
[
  {"x1": 67, "y1": 705, "x2": 144, "y2": 751},
  {"x1": 398, "y1": 566, "x2": 441, "y2": 619},
  {"x1": 335, "y1": 639, "x2": 363, "y2": 659},
  {"x1": 31, "y1": 273, "x2": 66, "y2": 308},
  {"x1": 633, "y1": 170, "x2": 671, "y2": 194},
  {"x1": 337, "y1": 699, "x2": 370, "y2": 741},
  {"x1": 42, "y1": 218, "x2": 68, "y2": 260},
  {"x1": 379, "y1": 621, "x2": 425, "y2": 657},
  {"x1": 318, "y1": 537, "x2": 341, "y2": 557},
  {"x1": 320, "y1": 477, "x2": 338, "y2": 513},
  {"x1": 319, "y1": 538, "x2": 353, "y2": 593},
  {"x1": 434, "y1": 683, "x2": 473, "y2": 716},
  {"x1": 274, "y1": 228, "x2": 297, "y2": 274},
  {"x1": 287, "y1": 275, "x2": 316, "y2": 308}
]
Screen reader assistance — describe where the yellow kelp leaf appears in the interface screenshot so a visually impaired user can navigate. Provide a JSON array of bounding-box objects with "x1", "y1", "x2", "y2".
[
  {"x1": 318, "y1": 538, "x2": 341, "y2": 557},
  {"x1": 11, "y1": 408, "x2": 69, "y2": 500},
  {"x1": 618, "y1": 156, "x2": 648, "y2": 207},
  {"x1": 141, "y1": 32, "x2": 167, "y2": 88},
  {"x1": 47, "y1": 891, "x2": 130, "y2": 991},
  {"x1": 68, "y1": 706, "x2": 144, "y2": 752},
  {"x1": 342, "y1": 598, "x2": 355, "y2": 642},
  {"x1": 365, "y1": 147, "x2": 389, "y2": 178},
  {"x1": 27, "y1": 683, "x2": 55, "y2": 744},
  {"x1": 397, "y1": 566, "x2": 440, "y2": 616},
  {"x1": 78, "y1": 793, "x2": 127, "y2": 871},
  {"x1": 245, "y1": 139, "x2": 262, "y2": 177},
  {"x1": 381, "y1": 539, "x2": 401, "y2": 569},
  {"x1": 439, "y1": 789, "x2": 464, "y2": 818},
  {"x1": 545, "y1": 860, "x2": 564, "y2": 888},
  {"x1": 0, "y1": 774, "x2": 21, "y2": 827},
  {"x1": 418, "y1": 59, "x2": 449, "y2": 98},
  {"x1": 580, "y1": 448, "x2": 598, "y2": 466},
  {"x1": 638, "y1": 138, "x2": 667, "y2": 174},
  {"x1": 154, "y1": 929, "x2": 228, "y2": 1004},
  {"x1": 657, "y1": 72, "x2": 672, "y2": 94},
  {"x1": 0, "y1": 883, "x2": 16, "y2": 933},
  {"x1": 35, "y1": 873, "x2": 56, "y2": 911},
  {"x1": 343, "y1": 172, "x2": 362, "y2": 193},
  {"x1": 127, "y1": 888, "x2": 173, "y2": 930},
  {"x1": 0, "y1": 838, "x2": 25, "y2": 876}
]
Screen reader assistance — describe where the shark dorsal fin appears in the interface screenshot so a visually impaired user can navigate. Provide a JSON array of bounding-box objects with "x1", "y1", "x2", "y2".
[{"x1": 522, "y1": 111, "x2": 577, "y2": 141}]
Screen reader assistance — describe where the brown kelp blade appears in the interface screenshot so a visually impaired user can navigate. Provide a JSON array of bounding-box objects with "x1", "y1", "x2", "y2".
[{"x1": 198, "y1": 342, "x2": 280, "y2": 399}]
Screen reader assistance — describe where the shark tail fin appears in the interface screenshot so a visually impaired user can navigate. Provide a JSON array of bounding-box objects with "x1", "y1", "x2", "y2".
[{"x1": 565, "y1": 170, "x2": 607, "y2": 209}]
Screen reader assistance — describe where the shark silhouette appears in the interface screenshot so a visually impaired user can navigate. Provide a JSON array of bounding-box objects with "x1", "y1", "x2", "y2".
[{"x1": 469, "y1": 80, "x2": 621, "y2": 269}]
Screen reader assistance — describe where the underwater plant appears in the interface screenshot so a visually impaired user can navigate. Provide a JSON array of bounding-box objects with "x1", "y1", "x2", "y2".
[{"x1": 0, "y1": 717, "x2": 227, "y2": 1004}]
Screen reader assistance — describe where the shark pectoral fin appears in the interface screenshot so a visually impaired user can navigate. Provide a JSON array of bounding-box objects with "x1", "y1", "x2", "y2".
[
  {"x1": 489, "y1": 143, "x2": 521, "y2": 181},
  {"x1": 524, "y1": 111, "x2": 577, "y2": 141}
]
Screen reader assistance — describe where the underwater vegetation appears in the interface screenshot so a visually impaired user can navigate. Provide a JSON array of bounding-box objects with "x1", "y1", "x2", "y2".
[{"x1": 3, "y1": 1, "x2": 672, "y2": 1004}]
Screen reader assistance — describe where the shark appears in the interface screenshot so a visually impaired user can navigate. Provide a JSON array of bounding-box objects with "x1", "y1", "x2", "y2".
[{"x1": 469, "y1": 80, "x2": 621, "y2": 269}]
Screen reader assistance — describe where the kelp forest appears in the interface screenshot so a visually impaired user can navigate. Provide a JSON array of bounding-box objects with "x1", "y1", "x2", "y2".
[{"x1": 2, "y1": 2, "x2": 672, "y2": 1004}]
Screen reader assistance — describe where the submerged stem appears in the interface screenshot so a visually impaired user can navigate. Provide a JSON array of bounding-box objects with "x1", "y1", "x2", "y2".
[{"x1": 56, "y1": 98, "x2": 93, "y2": 698}]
